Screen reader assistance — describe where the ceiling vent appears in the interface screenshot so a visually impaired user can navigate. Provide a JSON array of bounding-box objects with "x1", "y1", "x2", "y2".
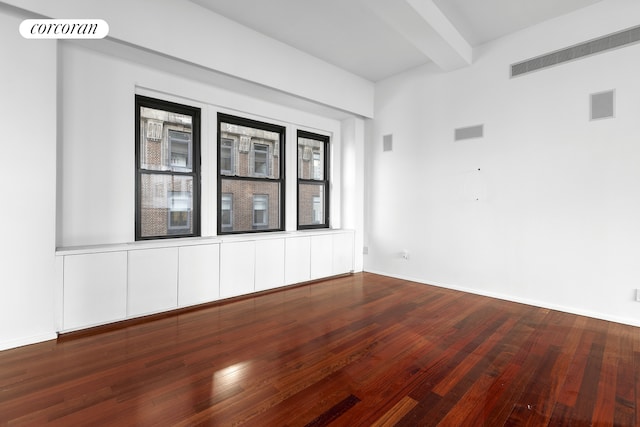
[{"x1": 511, "y1": 25, "x2": 640, "y2": 78}]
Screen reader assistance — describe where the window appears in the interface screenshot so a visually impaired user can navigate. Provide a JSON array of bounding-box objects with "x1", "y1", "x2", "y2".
[
  {"x1": 135, "y1": 95, "x2": 200, "y2": 240},
  {"x1": 298, "y1": 130, "x2": 329, "y2": 229},
  {"x1": 312, "y1": 196, "x2": 322, "y2": 224},
  {"x1": 220, "y1": 138, "x2": 234, "y2": 175},
  {"x1": 218, "y1": 113, "x2": 285, "y2": 234},
  {"x1": 169, "y1": 130, "x2": 191, "y2": 170},
  {"x1": 221, "y1": 193, "x2": 233, "y2": 231},
  {"x1": 312, "y1": 151, "x2": 322, "y2": 180},
  {"x1": 168, "y1": 191, "x2": 191, "y2": 232},
  {"x1": 252, "y1": 195, "x2": 269, "y2": 229},
  {"x1": 253, "y1": 143, "x2": 269, "y2": 176}
]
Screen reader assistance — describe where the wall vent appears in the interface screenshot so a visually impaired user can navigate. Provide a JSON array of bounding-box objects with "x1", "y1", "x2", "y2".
[
  {"x1": 590, "y1": 90, "x2": 615, "y2": 120},
  {"x1": 454, "y1": 124, "x2": 483, "y2": 141},
  {"x1": 383, "y1": 134, "x2": 393, "y2": 151},
  {"x1": 511, "y1": 25, "x2": 640, "y2": 78}
]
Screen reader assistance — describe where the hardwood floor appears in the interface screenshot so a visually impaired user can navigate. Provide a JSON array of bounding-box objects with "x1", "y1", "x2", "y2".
[{"x1": 1, "y1": 272, "x2": 638, "y2": 426}]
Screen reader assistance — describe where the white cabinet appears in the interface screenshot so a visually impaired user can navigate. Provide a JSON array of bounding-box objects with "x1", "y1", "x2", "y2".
[
  {"x1": 57, "y1": 230, "x2": 355, "y2": 333},
  {"x1": 285, "y1": 236, "x2": 311, "y2": 285},
  {"x1": 255, "y1": 238, "x2": 285, "y2": 292},
  {"x1": 128, "y1": 248, "x2": 178, "y2": 317},
  {"x1": 310, "y1": 234, "x2": 333, "y2": 280},
  {"x1": 63, "y1": 252, "x2": 127, "y2": 330},
  {"x1": 333, "y1": 231, "x2": 355, "y2": 275},
  {"x1": 220, "y1": 241, "x2": 255, "y2": 298},
  {"x1": 178, "y1": 244, "x2": 220, "y2": 307}
]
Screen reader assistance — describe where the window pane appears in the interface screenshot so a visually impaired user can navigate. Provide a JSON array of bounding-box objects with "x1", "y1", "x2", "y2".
[
  {"x1": 140, "y1": 174, "x2": 194, "y2": 237},
  {"x1": 253, "y1": 144, "x2": 269, "y2": 176},
  {"x1": 168, "y1": 130, "x2": 191, "y2": 171},
  {"x1": 220, "y1": 121, "x2": 280, "y2": 179},
  {"x1": 168, "y1": 191, "x2": 191, "y2": 230},
  {"x1": 253, "y1": 195, "x2": 269, "y2": 228},
  {"x1": 140, "y1": 106, "x2": 193, "y2": 172},
  {"x1": 220, "y1": 178, "x2": 280, "y2": 232},
  {"x1": 297, "y1": 137, "x2": 324, "y2": 180},
  {"x1": 312, "y1": 152, "x2": 321, "y2": 180},
  {"x1": 220, "y1": 139, "x2": 234, "y2": 175},
  {"x1": 221, "y1": 193, "x2": 233, "y2": 230},
  {"x1": 298, "y1": 182, "x2": 325, "y2": 226}
]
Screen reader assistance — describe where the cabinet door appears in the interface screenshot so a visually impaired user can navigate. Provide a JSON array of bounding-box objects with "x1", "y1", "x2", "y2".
[
  {"x1": 63, "y1": 252, "x2": 127, "y2": 330},
  {"x1": 333, "y1": 232, "x2": 355, "y2": 275},
  {"x1": 285, "y1": 236, "x2": 310, "y2": 285},
  {"x1": 128, "y1": 248, "x2": 178, "y2": 317},
  {"x1": 255, "y1": 239, "x2": 285, "y2": 292},
  {"x1": 220, "y1": 241, "x2": 255, "y2": 298},
  {"x1": 178, "y1": 244, "x2": 220, "y2": 307},
  {"x1": 310, "y1": 234, "x2": 333, "y2": 280}
]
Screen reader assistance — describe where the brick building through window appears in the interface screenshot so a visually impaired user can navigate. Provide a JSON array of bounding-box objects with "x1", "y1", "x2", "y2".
[
  {"x1": 218, "y1": 114, "x2": 284, "y2": 233},
  {"x1": 297, "y1": 131, "x2": 329, "y2": 229},
  {"x1": 136, "y1": 97, "x2": 200, "y2": 240}
]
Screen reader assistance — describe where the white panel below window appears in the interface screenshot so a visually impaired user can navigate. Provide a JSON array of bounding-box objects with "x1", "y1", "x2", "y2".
[
  {"x1": 178, "y1": 244, "x2": 220, "y2": 307},
  {"x1": 333, "y1": 232, "x2": 355, "y2": 275},
  {"x1": 128, "y1": 248, "x2": 178, "y2": 317},
  {"x1": 310, "y1": 234, "x2": 333, "y2": 280},
  {"x1": 285, "y1": 236, "x2": 311, "y2": 285},
  {"x1": 220, "y1": 241, "x2": 255, "y2": 298},
  {"x1": 255, "y1": 239, "x2": 285, "y2": 292},
  {"x1": 63, "y1": 252, "x2": 127, "y2": 330}
]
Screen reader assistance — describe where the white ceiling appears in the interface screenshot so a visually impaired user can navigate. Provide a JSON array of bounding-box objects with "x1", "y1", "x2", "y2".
[{"x1": 190, "y1": 0, "x2": 602, "y2": 82}]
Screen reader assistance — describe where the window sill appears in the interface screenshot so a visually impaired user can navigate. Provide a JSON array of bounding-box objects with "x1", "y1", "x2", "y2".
[
  {"x1": 216, "y1": 228, "x2": 353, "y2": 244},
  {"x1": 55, "y1": 236, "x2": 222, "y2": 256},
  {"x1": 55, "y1": 229, "x2": 354, "y2": 256}
]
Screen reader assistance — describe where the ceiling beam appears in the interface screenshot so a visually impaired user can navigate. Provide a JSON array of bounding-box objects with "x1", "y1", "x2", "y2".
[{"x1": 366, "y1": 0, "x2": 473, "y2": 71}]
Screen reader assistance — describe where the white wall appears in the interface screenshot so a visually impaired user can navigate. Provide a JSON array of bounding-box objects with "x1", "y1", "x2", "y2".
[
  {"x1": 59, "y1": 40, "x2": 351, "y2": 247},
  {"x1": 341, "y1": 117, "x2": 366, "y2": 272},
  {"x1": 0, "y1": 8, "x2": 58, "y2": 350},
  {"x1": 0, "y1": 3, "x2": 365, "y2": 351},
  {"x1": 366, "y1": 0, "x2": 640, "y2": 326},
  {"x1": 2, "y1": 0, "x2": 374, "y2": 118}
]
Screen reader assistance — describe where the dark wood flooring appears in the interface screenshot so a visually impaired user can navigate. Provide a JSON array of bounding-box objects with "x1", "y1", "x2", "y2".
[{"x1": 1, "y1": 273, "x2": 638, "y2": 426}]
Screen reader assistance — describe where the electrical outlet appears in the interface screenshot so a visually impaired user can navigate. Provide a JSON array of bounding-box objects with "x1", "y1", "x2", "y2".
[
  {"x1": 401, "y1": 250, "x2": 410, "y2": 260},
  {"x1": 363, "y1": 246, "x2": 369, "y2": 255}
]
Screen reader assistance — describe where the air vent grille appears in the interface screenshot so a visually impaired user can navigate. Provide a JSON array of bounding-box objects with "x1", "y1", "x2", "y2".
[
  {"x1": 383, "y1": 134, "x2": 393, "y2": 152},
  {"x1": 511, "y1": 25, "x2": 640, "y2": 77},
  {"x1": 454, "y1": 124, "x2": 483, "y2": 141},
  {"x1": 590, "y1": 90, "x2": 615, "y2": 120}
]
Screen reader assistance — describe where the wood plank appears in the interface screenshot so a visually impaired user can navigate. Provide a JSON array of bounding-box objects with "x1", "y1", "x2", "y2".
[
  {"x1": 303, "y1": 394, "x2": 360, "y2": 427},
  {"x1": 0, "y1": 272, "x2": 638, "y2": 426},
  {"x1": 503, "y1": 345, "x2": 561, "y2": 426},
  {"x1": 592, "y1": 323, "x2": 619, "y2": 424},
  {"x1": 635, "y1": 350, "x2": 640, "y2": 427},
  {"x1": 370, "y1": 396, "x2": 418, "y2": 427},
  {"x1": 610, "y1": 322, "x2": 635, "y2": 424}
]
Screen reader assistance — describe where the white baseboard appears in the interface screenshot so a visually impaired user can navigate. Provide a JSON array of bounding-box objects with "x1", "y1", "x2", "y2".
[{"x1": 364, "y1": 269, "x2": 640, "y2": 328}]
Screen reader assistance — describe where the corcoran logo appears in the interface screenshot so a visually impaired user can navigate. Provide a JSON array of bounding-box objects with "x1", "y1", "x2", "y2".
[{"x1": 19, "y1": 19, "x2": 109, "y2": 39}]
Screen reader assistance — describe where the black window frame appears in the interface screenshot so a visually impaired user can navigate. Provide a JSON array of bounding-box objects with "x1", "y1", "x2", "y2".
[
  {"x1": 297, "y1": 130, "x2": 330, "y2": 230},
  {"x1": 135, "y1": 95, "x2": 201, "y2": 241},
  {"x1": 217, "y1": 113, "x2": 285, "y2": 235}
]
